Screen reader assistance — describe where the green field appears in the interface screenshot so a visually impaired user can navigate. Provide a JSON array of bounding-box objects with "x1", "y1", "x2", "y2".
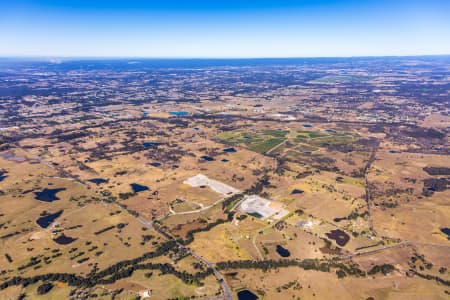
[
  {"x1": 216, "y1": 130, "x2": 288, "y2": 154},
  {"x1": 217, "y1": 129, "x2": 355, "y2": 154},
  {"x1": 248, "y1": 137, "x2": 285, "y2": 153},
  {"x1": 295, "y1": 130, "x2": 355, "y2": 146},
  {"x1": 296, "y1": 130, "x2": 329, "y2": 139}
]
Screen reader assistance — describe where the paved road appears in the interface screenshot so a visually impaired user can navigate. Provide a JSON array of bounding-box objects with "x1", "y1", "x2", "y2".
[
  {"x1": 137, "y1": 217, "x2": 233, "y2": 300},
  {"x1": 20, "y1": 147, "x2": 233, "y2": 298},
  {"x1": 169, "y1": 197, "x2": 228, "y2": 215},
  {"x1": 191, "y1": 252, "x2": 233, "y2": 300},
  {"x1": 136, "y1": 216, "x2": 154, "y2": 228}
]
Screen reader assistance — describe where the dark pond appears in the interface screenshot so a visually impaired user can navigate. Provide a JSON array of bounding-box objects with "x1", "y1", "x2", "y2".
[
  {"x1": 333, "y1": 217, "x2": 347, "y2": 223},
  {"x1": 169, "y1": 111, "x2": 188, "y2": 116},
  {"x1": 326, "y1": 229, "x2": 350, "y2": 246},
  {"x1": 194, "y1": 127, "x2": 200, "y2": 131},
  {"x1": 149, "y1": 162, "x2": 161, "y2": 167},
  {"x1": 221, "y1": 159, "x2": 229, "y2": 163},
  {"x1": 130, "y1": 183, "x2": 149, "y2": 193},
  {"x1": 276, "y1": 245, "x2": 291, "y2": 257},
  {"x1": 223, "y1": 147, "x2": 237, "y2": 153},
  {"x1": 36, "y1": 210, "x2": 63, "y2": 228},
  {"x1": 237, "y1": 290, "x2": 258, "y2": 300},
  {"x1": 88, "y1": 178, "x2": 108, "y2": 185},
  {"x1": 248, "y1": 212, "x2": 263, "y2": 219},
  {"x1": 325, "y1": 129, "x2": 337, "y2": 133},
  {"x1": 143, "y1": 141, "x2": 162, "y2": 148},
  {"x1": 291, "y1": 189, "x2": 304, "y2": 195},
  {"x1": 441, "y1": 228, "x2": 450, "y2": 239},
  {"x1": 303, "y1": 124, "x2": 312, "y2": 128},
  {"x1": 0, "y1": 171, "x2": 6, "y2": 182},
  {"x1": 54, "y1": 234, "x2": 76, "y2": 245},
  {"x1": 201, "y1": 155, "x2": 214, "y2": 161},
  {"x1": 34, "y1": 188, "x2": 66, "y2": 202}
]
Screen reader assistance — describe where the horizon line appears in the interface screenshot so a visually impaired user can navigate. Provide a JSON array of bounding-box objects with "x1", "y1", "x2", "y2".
[{"x1": 1, "y1": 54, "x2": 450, "y2": 61}]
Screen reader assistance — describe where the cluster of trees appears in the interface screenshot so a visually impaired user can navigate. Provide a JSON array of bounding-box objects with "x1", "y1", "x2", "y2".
[
  {"x1": 37, "y1": 282, "x2": 54, "y2": 295},
  {"x1": 409, "y1": 269, "x2": 450, "y2": 287},
  {"x1": 406, "y1": 127, "x2": 446, "y2": 140},
  {"x1": 180, "y1": 213, "x2": 234, "y2": 245},
  {"x1": 423, "y1": 167, "x2": 450, "y2": 176},
  {"x1": 216, "y1": 258, "x2": 366, "y2": 278},
  {"x1": 0, "y1": 273, "x2": 85, "y2": 291},
  {"x1": 52, "y1": 130, "x2": 90, "y2": 143},
  {"x1": 94, "y1": 225, "x2": 115, "y2": 235},
  {"x1": 1, "y1": 228, "x2": 31, "y2": 240},
  {"x1": 18, "y1": 256, "x2": 41, "y2": 271},
  {"x1": 367, "y1": 264, "x2": 395, "y2": 276},
  {"x1": 423, "y1": 178, "x2": 449, "y2": 196},
  {"x1": 0, "y1": 240, "x2": 182, "y2": 291},
  {"x1": 4, "y1": 253, "x2": 12, "y2": 263},
  {"x1": 222, "y1": 175, "x2": 270, "y2": 212},
  {"x1": 1, "y1": 256, "x2": 214, "y2": 292},
  {"x1": 222, "y1": 194, "x2": 244, "y2": 212},
  {"x1": 98, "y1": 262, "x2": 213, "y2": 286}
]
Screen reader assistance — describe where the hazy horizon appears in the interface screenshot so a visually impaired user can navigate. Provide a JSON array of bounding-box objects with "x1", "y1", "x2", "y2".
[{"x1": 2, "y1": 54, "x2": 450, "y2": 60}]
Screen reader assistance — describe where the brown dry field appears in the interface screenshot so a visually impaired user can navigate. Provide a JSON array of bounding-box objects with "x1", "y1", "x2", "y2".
[
  {"x1": 1, "y1": 112, "x2": 449, "y2": 299},
  {"x1": 224, "y1": 266, "x2": 448, "y2": 300}
]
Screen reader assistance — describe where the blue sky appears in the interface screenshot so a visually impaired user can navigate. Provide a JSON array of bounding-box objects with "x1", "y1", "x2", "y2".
[{"x1": 1, "y1": 0, "x2": 449, "y2": 57}]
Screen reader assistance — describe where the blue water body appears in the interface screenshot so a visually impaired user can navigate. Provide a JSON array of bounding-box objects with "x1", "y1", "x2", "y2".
[
  {"x1": 88, "y1": 178, "x2": 108, "y2": 184},
  {"x1": 441, "y1": 228, "x2": 450, "y2": 239},
  {"x1": 0, "y1": 171, "x2": 6, "y2": 182},
  {"x1": 291, "y1": 189, "x2": 304, "y2": 195},
  {"x1": 223, "y1": 147, "x2": 237, "y2": 153},
  {"x1": 194, "y1": 127, "x2": 200, "y2": 131},
  {"x1": 303, "y1": 124, "x2": 312, "y2": 128},
  {"x1": 130, "y1": 183, "x2": 149, "y2": 193},
  {"x1": 149, "y1": 162, "x2": 161, "y2": 167},
  {"x1": 248, "y1": 212, "x2": 263, "y2": 219},
  {"x1": 36, "y1": 210, "x2": 63, "y2": 228},
  {"x1": 325, "y1": 129, "x2": 337, "y2": 133},
  {"x1": 201, "y1": 155, "x2": 214, "y2": 161},
  {"x1": 276, "y1": 245, "x2": 291, "y2": 257},
  {"x1": 143, "y1": 141, "x2": 162, "y2": 148},
  {"x1": 54, "y1": 234, "x2": 76, "y2": 245},
  {"x1": 34, "y1": 188, "x2": 66, "y2": 202},
  {"x1": 237, "y1": 290, "x2": 258, "y2": 300},
  {"x1": 221, "y1": 159, "x2": 229, "y2": 162},
  {"x1": 326, "y1": 229, "x2": 350, "y2": 247},
  {"x1": 169, "y1": 111, "x2": 188, "y2": 116}
]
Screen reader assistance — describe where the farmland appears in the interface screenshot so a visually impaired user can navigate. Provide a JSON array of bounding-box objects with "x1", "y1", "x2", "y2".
[{"x1": 0, "y1": 57, "x2": 449, "y2": 299}]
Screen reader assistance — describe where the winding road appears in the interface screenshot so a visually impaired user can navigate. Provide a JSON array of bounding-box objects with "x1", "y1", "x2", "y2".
[{"x1": 19, "y1": 146, "x2": 233, "y2": 300}]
